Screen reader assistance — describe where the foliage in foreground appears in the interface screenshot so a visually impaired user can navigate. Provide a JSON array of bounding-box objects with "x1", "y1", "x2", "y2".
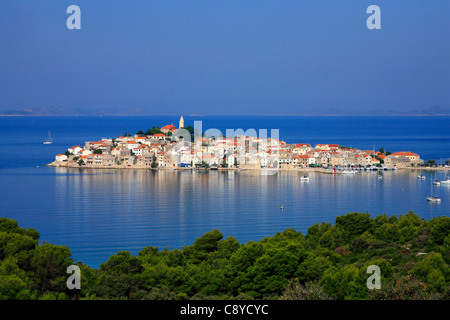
[{"x1": 0, "y1": 211, "x2": 449, "y2": 300}]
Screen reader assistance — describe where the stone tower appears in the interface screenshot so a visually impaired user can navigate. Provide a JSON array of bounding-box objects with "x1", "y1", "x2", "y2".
[{"x1": 179, "y1": 115, "x2": 184, "y2": 129}]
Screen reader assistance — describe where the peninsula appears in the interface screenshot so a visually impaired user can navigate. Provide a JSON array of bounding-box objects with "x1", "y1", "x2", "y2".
[{"x1": 47, "y1": 116, "x2": 446, "y2": 171}]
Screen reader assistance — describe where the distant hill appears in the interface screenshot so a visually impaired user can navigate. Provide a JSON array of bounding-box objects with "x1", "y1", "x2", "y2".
[
  {"x1": 411, "y1": 105, "x2": 450, "y2": 116},
  {"x1": 289, "y1": 105, "x2": 450, "y2": 116},
  {"x1": 0, "y1": 106, "x2": 125, "y2": 116},
  {"x1": 0, "y1": 107, "x2": 85, "y2": 116}
]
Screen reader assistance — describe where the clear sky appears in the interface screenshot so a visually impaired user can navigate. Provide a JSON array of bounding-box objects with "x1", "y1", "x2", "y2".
[{"x1": 0, "y1": 0, "x2": 449, "y2": 115}]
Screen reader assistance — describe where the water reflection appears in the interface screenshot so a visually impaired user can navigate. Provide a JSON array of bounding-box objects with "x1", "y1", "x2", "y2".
[{"x1": 2, "y1": 167, "x2": 448, "y2": 267}]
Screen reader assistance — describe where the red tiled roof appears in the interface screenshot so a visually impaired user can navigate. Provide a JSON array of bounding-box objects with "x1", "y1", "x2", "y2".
[
  {"x1": 161, "y1": 125, "x2": 176, "y2": 130},
  {"x1": 391, "y1": 151, "x2": 419, "y2": 157}
]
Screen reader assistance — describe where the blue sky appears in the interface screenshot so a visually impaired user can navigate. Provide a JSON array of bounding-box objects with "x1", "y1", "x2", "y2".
[{"x1": 0, "y1": 0, "x2": 449, "y2": 115}]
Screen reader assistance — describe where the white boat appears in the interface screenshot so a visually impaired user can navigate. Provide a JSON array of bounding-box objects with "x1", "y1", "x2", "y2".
[
  {"x1": 417, "y1": 174, "x2": 426, "y2": 180},
  {"x1": 427, "y1": 174, "x2": 441, "y2": 203},
  {"x1": 440, "y1": 172, "x2": 450, "y2": 184},
  {"x1": 378, "y1": 174, "x2": 383, "y2": 179},
  {"x1": 342, "y1": 170, "x2": 357, "y2": 174},
  {"x1": 427, "y1": 196, "x2": 441, "y2": 203},
  {"x1": 433, "y1": 179, "x2": 440, "y2": 186},
  {"x1": 43, "y1": 131, "x2": 53, "y2": 144},
  {"x1": 300, "y1": 175, "x2": 309, "y2": 182}
]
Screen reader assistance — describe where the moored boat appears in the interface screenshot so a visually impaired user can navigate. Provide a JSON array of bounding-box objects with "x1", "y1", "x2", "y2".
[{"x1": 426, "y1": 196, "x2": 441, "y2": 203}]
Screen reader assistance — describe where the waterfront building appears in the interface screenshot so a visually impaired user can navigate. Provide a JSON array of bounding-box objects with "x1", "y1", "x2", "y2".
[
  {"x1": 55, "y1": 154, "x2": 68, "y2": 162},
  {"x1": 389, "y1": 151, "x2": 423, "y2": 164},
  {"x1": 385, "y1": 152, "x2": 423, "y2": 168}
]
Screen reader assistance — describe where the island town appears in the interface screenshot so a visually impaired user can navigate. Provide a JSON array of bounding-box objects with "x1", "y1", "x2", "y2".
[{"x1": 47, "y1": 116, "x2": 436, "y2": 172}]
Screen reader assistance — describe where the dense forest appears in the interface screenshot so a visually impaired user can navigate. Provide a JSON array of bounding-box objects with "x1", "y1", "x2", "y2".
[{"x1": 0, "y1": 211, "x2": 449, "y2": 300}]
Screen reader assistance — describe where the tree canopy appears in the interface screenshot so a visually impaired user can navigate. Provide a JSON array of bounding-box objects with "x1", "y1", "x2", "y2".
[{"x1": 0, "y1": 212, "x2": 449, "y2": 300}]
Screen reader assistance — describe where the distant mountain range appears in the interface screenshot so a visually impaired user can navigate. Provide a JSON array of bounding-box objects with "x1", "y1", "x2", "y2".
[
  {"x1": 1, "y1": 105, "x2": 449, "y2": 116},
  {"x1": 0, "y1": 106, "x2": 145, "y2": 116},
  {"x1": 274, "y1": 105, "x2": 450, "y2": 116},
  {"x1": 360, "y1": 105, "x2": 450, "y2": 116}
]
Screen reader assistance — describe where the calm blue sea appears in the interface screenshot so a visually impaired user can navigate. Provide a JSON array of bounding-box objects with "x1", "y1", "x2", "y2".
[{"x1": 0, "y1": 116, "x2": 449, "y2": 268}]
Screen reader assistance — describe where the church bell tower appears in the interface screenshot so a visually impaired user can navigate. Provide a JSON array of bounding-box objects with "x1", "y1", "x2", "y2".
[{"x1": 179, "y1": 115, "x2": 184, "y2": 129}]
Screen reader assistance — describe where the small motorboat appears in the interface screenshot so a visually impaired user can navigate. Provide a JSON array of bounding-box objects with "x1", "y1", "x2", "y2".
[
  {"x1": 300, "y1": 175, "x2": 309, "y2": 182},
  {"x1": 433, "y1": 179, "x2": 440, "y2": 186},
  {"x1": 426, "y1": 196, "x2": 441, "y2": 203},
  {"x1": 280, "y1": 205, "x2": 284, "y2": 210},
  {"x1": 440, "y1": 179, "x2": 450, "y2": 185},
  {"x1": 417, "y1": 175, "x2": 426, "y2": 180}
]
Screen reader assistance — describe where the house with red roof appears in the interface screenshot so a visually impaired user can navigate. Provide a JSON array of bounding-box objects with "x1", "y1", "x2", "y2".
[
  {"x1": 126, "y1": 141, "x2": 140, "y2": 150},
  {"x1": 161, "y1": 125, "x2": 177, "y2": 134},
  {"x1": 55, "y1": 154, "x2": 68, "y2": 162},
  {"x1": 385, "y1": 151, "x2": 423, "y2": 167},
  {"x1": 152, "y1": 133, "x2": 167, "y2": 139}
]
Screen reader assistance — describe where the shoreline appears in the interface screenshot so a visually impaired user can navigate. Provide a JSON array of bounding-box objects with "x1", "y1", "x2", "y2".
[{"x1": 45, "y1": 163, "x2": 450, "y2": 173}]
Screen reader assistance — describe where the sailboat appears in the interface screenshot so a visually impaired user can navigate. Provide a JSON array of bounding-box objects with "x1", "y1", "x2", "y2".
[
  {"x1": 440, "y1": 170, "x2": 450, "y2": 185},
  {"x1": 43, "y1": 131, "x2": 52, "y2": 145},
  {"x1": 427, "y1": 173, "x2": 441, "y2": 203}
]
